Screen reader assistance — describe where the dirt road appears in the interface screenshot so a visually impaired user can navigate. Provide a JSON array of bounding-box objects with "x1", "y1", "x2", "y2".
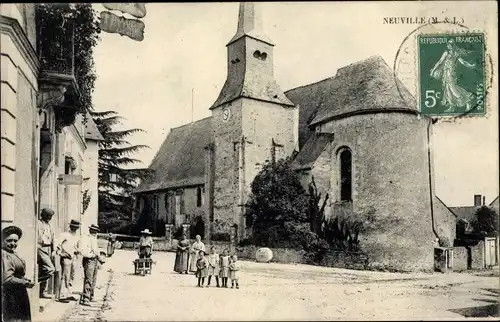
[{"x1": 96, "y1": 250, "x2": 498, "y2": 321}]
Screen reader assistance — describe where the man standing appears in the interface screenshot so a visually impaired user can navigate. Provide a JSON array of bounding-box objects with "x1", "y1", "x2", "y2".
[
  {"x1": 77, "y1": 224, "x2": 103, "y2": 306},
  {"x1": 55, "y1": 219, "x2": 81, "y2": 302},
  {"x1": 37, "y1": 208, "x2": 56, "y2": 298}
]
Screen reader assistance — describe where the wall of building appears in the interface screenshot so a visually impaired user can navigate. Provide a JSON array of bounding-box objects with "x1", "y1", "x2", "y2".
[
  {"x1": 318, "y1": 112, "x2": 436, "y2": 272},
  {"x1": 1, "y1": 4, "x2": 41, "y2": 314},
  {"x1": 211, "y1": 97, "x2": 298, "y2": 239},
  {"x1": 82, "y1": 139, "x2": 99, "y2": 227},
  {"x1": 136, "y1": 185, "x2": 205, "y2": 234},
  {"x1": 433, "y1": 197, "x2": 457, "y2": 246},
  {"x1": 212, "y1": 100, "x2": 243, "y2": 233},
  {"x1": 309, "y1": 146, "x2": 334, "y2": 220}
]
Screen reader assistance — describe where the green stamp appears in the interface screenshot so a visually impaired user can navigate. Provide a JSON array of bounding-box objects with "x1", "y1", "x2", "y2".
[{"x1": 418, "y1": 33, "x2": 486, "y2": 116}]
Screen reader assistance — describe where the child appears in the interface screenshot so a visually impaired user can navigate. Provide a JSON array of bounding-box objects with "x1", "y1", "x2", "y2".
[
  {"x1": 219, "y1": 248, "x2": 230, "y2": 288},
  {"x1": 196, "y1": 250, "x2": 208, "y2": 287},
  {"x1": 207, "y1": 246, "x2": 220, "y2": 287},
  {"x1": 138, "y1": 229, "x2": 154, "y2": 258},
  {"x1": 229, "y1": 255, "x2": 240, "y2": 289}
]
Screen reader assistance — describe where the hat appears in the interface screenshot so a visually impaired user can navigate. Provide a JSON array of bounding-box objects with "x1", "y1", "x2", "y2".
[
  {"x1": 89, "y1": 224, "x2": 100, "y2": 232},
  {"x1": 69, "y1": 220, "x2": 81, "y2": 228},
  {"x1": 41, "y1": 208, "x2": 55, "y2": 217},
  {"x1": 2, "y1": 226, "x2": 23, "y2": 239},
  {"x1": 141, "y1": 229, "x2": 152, "y2": 235}
]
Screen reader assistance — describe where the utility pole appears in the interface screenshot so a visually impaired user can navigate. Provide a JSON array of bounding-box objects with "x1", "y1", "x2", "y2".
[{"x1": 191, "y1": 88, "x2": 194, "y2": 123}]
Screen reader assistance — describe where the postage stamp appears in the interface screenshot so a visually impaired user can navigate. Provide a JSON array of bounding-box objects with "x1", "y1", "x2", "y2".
[{"x1": 417, "y1": 33, "x2": 486, "y2": 117}]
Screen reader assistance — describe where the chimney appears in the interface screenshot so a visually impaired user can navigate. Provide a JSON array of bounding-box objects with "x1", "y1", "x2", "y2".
[
  {"x1": 483, "y1": 196, "x2": 486, "y2": 205},
  {"x1": 474, "y1": 194, "x2": 482, "y2": 207}
]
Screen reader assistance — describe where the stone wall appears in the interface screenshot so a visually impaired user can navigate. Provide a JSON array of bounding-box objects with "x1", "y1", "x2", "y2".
[
  {"x1": 319, "y1": 112, "x2": 435, "y2": 272},
  {"x1": 212, "y1": 96, "x2": 298, "y2": 240},
  {"x1": 470, "y1": 240, "x2": 485, "y2": 269},
  {"x1": 453, "y1": 247, "x2": 469, "y2": 272}
]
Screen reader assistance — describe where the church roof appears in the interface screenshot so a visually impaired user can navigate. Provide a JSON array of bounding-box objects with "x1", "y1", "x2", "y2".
[
  {"x1": 290, "y1": 133, "x2": 333, "y2": 170},
  {"x1": 135, "y1": 117, "x2": 213, "y2": 193},
  {"x1": 306, "y1": 55, "x2": 417, "y2": 126},
  {"x1": 285, "y1": 78, "x2": 334, "y2": 149}
]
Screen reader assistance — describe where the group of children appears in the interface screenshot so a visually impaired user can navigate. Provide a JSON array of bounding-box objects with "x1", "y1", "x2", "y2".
[{"x1": 195, "y1": 247, "x2": 240, "y2": 289}]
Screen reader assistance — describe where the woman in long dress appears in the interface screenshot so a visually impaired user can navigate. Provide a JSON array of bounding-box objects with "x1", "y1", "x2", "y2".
[
  {"x1": 430, "y1": 39, "x2": 476, "y2": 112},
  {"x1": 2, "y1": 226, "x2": 35, "y2": 322},
  {"x1": 174, "y1": 235, "x2": 190, "y2": 274},
  {"x1": 189, "y1": 235, "x2": 205, "y2": 273},
  {"x1": 106, "y1": 233, "x2": 116, "y2": 257}
]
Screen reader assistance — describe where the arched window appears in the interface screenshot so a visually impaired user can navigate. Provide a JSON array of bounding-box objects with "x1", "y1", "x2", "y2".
[
  {"x1": 339, "y1": 148, "x2": 352, "y2": 202},
  {"x1": 196, "y1": 186, "x2": 202, "y2": 207}
]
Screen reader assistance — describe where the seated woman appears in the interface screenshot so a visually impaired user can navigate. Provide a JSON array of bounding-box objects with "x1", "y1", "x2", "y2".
[{"x1": 138, "y1": 229, "x2": 153, "y2": 258}]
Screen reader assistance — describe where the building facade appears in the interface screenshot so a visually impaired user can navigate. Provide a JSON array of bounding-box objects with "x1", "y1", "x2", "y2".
[
  {"x1": 1, "y1": 4, "x2": 102, "y2": 316},
  {"x1": 134, "y1": 2, "x2": 457, "y2": 271}
]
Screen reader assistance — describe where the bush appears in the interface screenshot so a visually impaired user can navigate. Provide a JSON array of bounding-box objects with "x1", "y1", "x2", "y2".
[
  {"x1": 238, "y1": 238, "x2": 253, "y2": 247},
  {"x1": 247, "y1": 158, "x2": 309, "y2": 247},
  {"x1": 303, "y1": 238, "x2": 330, "y2": 264},
  {"x1": 471, "y1": 206, "x2": 499, "y2": 237}
]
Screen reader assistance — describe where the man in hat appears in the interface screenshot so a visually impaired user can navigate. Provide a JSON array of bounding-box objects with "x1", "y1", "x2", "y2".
[
  {"x1": 55, "y1": 219, "x2": 81, "y2": 302},
  {"x1": 37, "y1": 208, "x2": 56, "y2": 298},
  {"x1": 77, "y1": 224, "x2": 101, "y2": 306},
  {"x1": 138, "y1": 229, "x2": 153, "y2": 258}
]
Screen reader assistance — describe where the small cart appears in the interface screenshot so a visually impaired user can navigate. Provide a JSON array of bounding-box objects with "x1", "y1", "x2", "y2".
[{"x1": 133, "y1": 258, "x2": 154, "y2": 276}]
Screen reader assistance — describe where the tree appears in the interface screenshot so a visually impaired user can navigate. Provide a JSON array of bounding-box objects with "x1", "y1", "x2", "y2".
[
  {"x1": 91, "y1": 110, "x2": 152, "y2": 233},
  {"x1": 471, "y1": 206, "x2": 499, "y2": 237},
  {"x1": 308, "y1": 176, "x2": 329, "y2": 234},
  {"x1": 246, "y1": 157, "x2": 309, "y2": 248}
]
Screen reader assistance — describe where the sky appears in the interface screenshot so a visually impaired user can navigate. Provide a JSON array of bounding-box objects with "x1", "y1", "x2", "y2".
[{"x1": 91, "y1": 2, "x2": 498, "y2": 207}]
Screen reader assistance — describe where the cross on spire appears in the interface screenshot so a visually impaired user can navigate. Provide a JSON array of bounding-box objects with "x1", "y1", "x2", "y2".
[{"x1": 227, "y1": 2, "x2": 274, "y2": 46}]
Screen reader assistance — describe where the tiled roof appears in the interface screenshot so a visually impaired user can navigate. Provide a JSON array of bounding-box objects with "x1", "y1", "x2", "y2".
[
  {"x1": 285, "y1": 78, "x2": 333, "y2": 150},
  {"x1": 290, "y1": 133, "x2": 334, "y2": 170},
  {"x1": 449, "y1": 206, "x2": 481, "y2": 222},
  {"x1": 307, "y1": 55, "x2": 416, "y2": 126},
  {"x1": 135, "y1": 117, "x2": 213, "y2": 193}
]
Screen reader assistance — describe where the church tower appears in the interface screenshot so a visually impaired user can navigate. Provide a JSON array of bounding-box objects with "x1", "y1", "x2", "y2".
[{"x1": 210, "y1": 2, "x2": 298, "y2": 240}]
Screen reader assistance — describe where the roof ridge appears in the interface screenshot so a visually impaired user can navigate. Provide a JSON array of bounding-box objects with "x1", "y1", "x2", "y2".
[
  {"x1": 170, "y1": 116, "x2": 212, "y2": 131},
  {"x1": 285, "y1": 55, "x2": 386, "y2": 94},
  {"x1": 335, "y1": 55, "x2": 385, "y2": 76},
  {"x1": 285, "y1": 76, "x2": 335, "y2": 93}
]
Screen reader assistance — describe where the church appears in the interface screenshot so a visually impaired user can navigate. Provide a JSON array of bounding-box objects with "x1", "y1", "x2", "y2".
[{"x1": 134, "y1": 2, "x2": 456, "y2": 271}]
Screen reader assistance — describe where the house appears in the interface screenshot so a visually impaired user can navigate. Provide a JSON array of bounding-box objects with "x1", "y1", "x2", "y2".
[
  {"x1": 450, "y1": 194, "x2": 499, "y2": 236},
  {"x1": 449, "y1": 194, "x2": 500, "y2": 270},
  {"x1": 83, "y1": 113, "x2": 104, "y2": 228},
  {"x1": 134, "y1": 2, "x2": 457, "y2": 272},
  {"x1": 1, "y1": 4, "x2": 102, "y2": 316}
]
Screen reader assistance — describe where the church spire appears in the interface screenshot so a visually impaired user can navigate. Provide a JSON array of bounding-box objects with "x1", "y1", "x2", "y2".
[
  {"x1": 227, "y1": 2, "x2": 274, "y2": 46},
  {"x1": 210, "y1": 1, "x2": 293, "y2": 109}
]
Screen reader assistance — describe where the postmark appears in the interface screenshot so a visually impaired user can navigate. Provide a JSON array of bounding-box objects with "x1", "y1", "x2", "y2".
[
  {"x1": 393, "y1": 22, "x2": 494, "y2": 121},
  {"x1": 417, "y1": 33, "x2": 485, "y2": 117}
]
